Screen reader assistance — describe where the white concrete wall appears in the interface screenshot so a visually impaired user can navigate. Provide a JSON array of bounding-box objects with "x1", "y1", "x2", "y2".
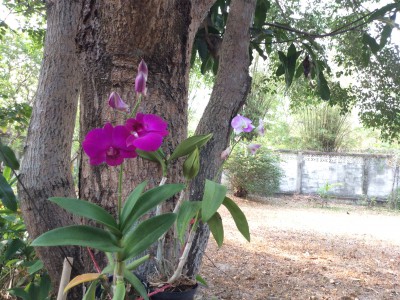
[{"x1": 277, "y1": 151, "x2": 397, "y2": 199}]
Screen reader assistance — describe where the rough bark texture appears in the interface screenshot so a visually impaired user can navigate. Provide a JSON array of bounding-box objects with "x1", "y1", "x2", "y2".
[
  {"x1": 18, "y1": 0, "x2": 83, "y2": 292},
  {"x1": 186, "y1": 0, "x2": 256, "y2": 276},
  {"x1": 76, "y1": 0, "x2": 215, "y2": 276}
]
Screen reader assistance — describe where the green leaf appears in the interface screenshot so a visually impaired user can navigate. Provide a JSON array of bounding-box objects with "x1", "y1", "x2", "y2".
[
  {"x1": 37, "y1": 274, "x2": 51, "y2": 300},
  {"x1": 201, "y1": 180, "x2": 227, "y2": 222},
  {"x1": 3, "y1": 166, "x2": 12, "y2": 181},
  {"x1": 136, "y1": 150, "x2": 167, "y2": 174},
  {"x1": 275, "y1": 64, "x2": 285, "y2": 77},
  {"x1": 49, "y1": 197, "x2": 120, "y2": 235},
  {"x1": 177, "y1": 201, "x2": 201, "y2": 243},
  {"x1": 82, "y1": 281, "x2": 97, "y2": 300},
  {"x1": 183, "y1": 148, "x2": 200, "y2": 180},
  {"x1": 122, "y1": 213, "x2": 176, "y2": 260},
  {"x1": 126, "y1": 254, "x2": 150, "y2": 271},
  {"x1": 284, "y1": 43, "x2": 299, "y2": 88},
  {"x1": 295, "y1": 63, "x2": 304, "y2": 79},
  {"x1": 4, "y1": 238, "x2": 25, "y2": 260},
  {"x1": 8, "y1": 288, "x2": 29, "y2": 299},
  {"x1": 124, "y1": 270, "x2": 149, "y2": 300},
  {"x1": 200, "y1": 54, "x2": 213, "y2": 74},
  {"x1": 112, "y1": 281, "x2": 125, "y2": 300},
  {"x1": 120, "y1": 181, "x2": 147, "y2": 225},
  {"x1": 168, "y1": 134, "x2": 212, "y2": 161},
  {"x1": 0, "y1": 145, "x2": 19, "y2": 170},
  {"x1": 195, "y1": 274, "x2": 208, "y2": 287},
  {"x1": 254, "y1": 0, "x2": 270, "y2": 28},
  {"x1": 0, "y1": 174, "x2": 17, "y2": 211},
  {"x1": 28, "y1": 260, "x2": 44, "y2": 275},
  {"x1": 31, "y1": 225, "x2": 121, "y2": 253},
  {"x1": 362, "y1": 33, "x2": 380, "y2": 54},
  {"x1": 368, "y1": 3, "x2": 400, "y2": 22},
  {"x1": 207, "y1": 212, "x2": 224, "y2": 247},
  {"x1": 380, "y1": 24, "x2": 393, "y2": 48},
  {"x1": 222, "y1": 197, "x2": 250, "y2": 242},
  {"x1": 121, "y1": 184, "x2": 184, "y2": 233},
  {"x1": 317, "y1": 69, "x2": 330, "y2": 100}
]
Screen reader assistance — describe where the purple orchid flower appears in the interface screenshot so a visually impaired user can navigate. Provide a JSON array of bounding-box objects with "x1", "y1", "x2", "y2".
[
  {"x1": 231, "y1": 114, "x2": 255, "y2": 134},
  {"x1": 257, "y1": 119, "x2": 265, "y2": 136},
  {"x1": 82, "y1": 123, "x2": 137, "y2": 166},
  {"x1": 108, "y1": 92, "x2": 130, "y2": 112},
  {"x1": 125, "y1": 113, "x2": 169, "y2": 151},
  {"x1": 247, "y1": 143, "x2": 261, "y2": 155}
]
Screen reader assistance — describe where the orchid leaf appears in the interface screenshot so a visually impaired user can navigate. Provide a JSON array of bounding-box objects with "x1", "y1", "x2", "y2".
[
  {"x1": 31, "y1": 225, "x2": 121, "y2": 253},
  {"x1": 82, "y1": 281, "x2": 97, "y2": 300},
  {"x1": 49, "y1": 197, "x2": 120, "y2": 235},
  {"x1": 168, "y1": 134, "x2": 212, "y2": 161},
  {"x1": 223, "y1": 197, "x2": 250, "y2": 242},
  {"x1": 122, "y1": 213, "x2": 176, "y2": 260},
  {"x1": 121, "y1": 184, "x2": 184, "y2": 233},
  {"x1": 183, "y1": 147, "x2": 200, "y2": 180},
  {"x1": 207, "y1": 212, "x2": 224, "y2": 247},
  {"x1": 201, "y1": 180, "x2": 227, "y2": 222},
  {"x1": 112, "y1": 281, "x2": 125, "y2": 300},
  {"x1": 120, "y1": 181, "x2": 147, "y2": 226},
  {"x1": 126, "y1": 254, "x2": 150, "y2": 271},
  {"x1": 124, "y1": 270, "x2": 149, "y2": 300},
  {"x1": 177, "y1": 201, "x2": 201, "y2": 244},
  {"x1": 136, "y1": 150, "x2": 166, "y2": 174},
  {"x1": 64, "y1": 273, "x2": 104, "y2": 293}
]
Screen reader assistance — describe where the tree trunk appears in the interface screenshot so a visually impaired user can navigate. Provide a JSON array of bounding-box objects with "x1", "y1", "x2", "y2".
[
  {"x1": 76, "y1": 0, "x2": 215, "y2": 276},
  {"x1": 186, "y1": 0, "x2": 256, "y2": 276},
  {"x1": 18, "y1": 0, "x2": 83, "y2": 293}
]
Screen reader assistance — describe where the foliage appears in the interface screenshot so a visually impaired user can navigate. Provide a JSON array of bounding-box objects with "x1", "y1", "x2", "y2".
[
  {"x1": 353, "y1": 46, "x2": 400, "y2": 142},
  {"x1": 317, "y1": 182, "x2": 342, "y2": 206},
  {"x1": 0, "y1": 140, "x2": 49, "y2": 299},
  {"x1": 224, "y1": 145, "x2": 282, "y2": 198},
  {"x1": 192, "y1": 0, "x2": 399, "y2": 104},
  {"x1": 293, "y1": 101, "x2": 353, "y2": 152},
  {"x1": 0, "y1": 15, "x2": 43, "y2": 150}
]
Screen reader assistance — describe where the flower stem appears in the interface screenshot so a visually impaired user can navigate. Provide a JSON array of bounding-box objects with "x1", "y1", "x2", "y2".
[
  {"x1": 117, "y1": 164, "x2": 124, "y2": 223},
  {"x1": 130, "y1": 94, "x2": 142, "y2": 117}
]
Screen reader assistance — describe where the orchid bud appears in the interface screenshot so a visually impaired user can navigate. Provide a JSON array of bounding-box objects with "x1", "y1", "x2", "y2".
[
  {"x1": 135, "y1": 72, "x2": 147, "y2": 95},
  {"x1": 247, "y1": 143, "x2": 261, "y2": 155},
  {"x1": 138, "y1": 59, "x2": 148, "y2": 80},
  {"x1": 108, "y1": 92, "x2": 129, "y2": 112},
  {"x1": 221, "y1": 147, "x2": 231, "y2": 160},
  {"x1": 257, "y1": 119, "x2": 265, "y2": 136}
]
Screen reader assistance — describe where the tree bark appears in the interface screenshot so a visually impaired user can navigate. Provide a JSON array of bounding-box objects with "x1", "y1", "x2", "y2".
[
  {"x1": 76, "y1": 0, "x2": 215, "y2": 276},
  {"x1": 186, "y1": 0, "x2": 256, "y2": 276},
  {"x1": 18, "y1": 0, "x2": 83, "y2": 292}
]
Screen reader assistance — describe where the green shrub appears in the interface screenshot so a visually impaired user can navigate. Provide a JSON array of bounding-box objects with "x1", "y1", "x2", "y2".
[{"x1": 224, "y1": 145, "x2": 282, "y2": 198}]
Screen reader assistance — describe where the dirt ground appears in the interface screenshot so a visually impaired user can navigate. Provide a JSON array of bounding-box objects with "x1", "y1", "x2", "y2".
[{"x1": 196, "y1": 195, "x2": 400, "y2": 300}]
